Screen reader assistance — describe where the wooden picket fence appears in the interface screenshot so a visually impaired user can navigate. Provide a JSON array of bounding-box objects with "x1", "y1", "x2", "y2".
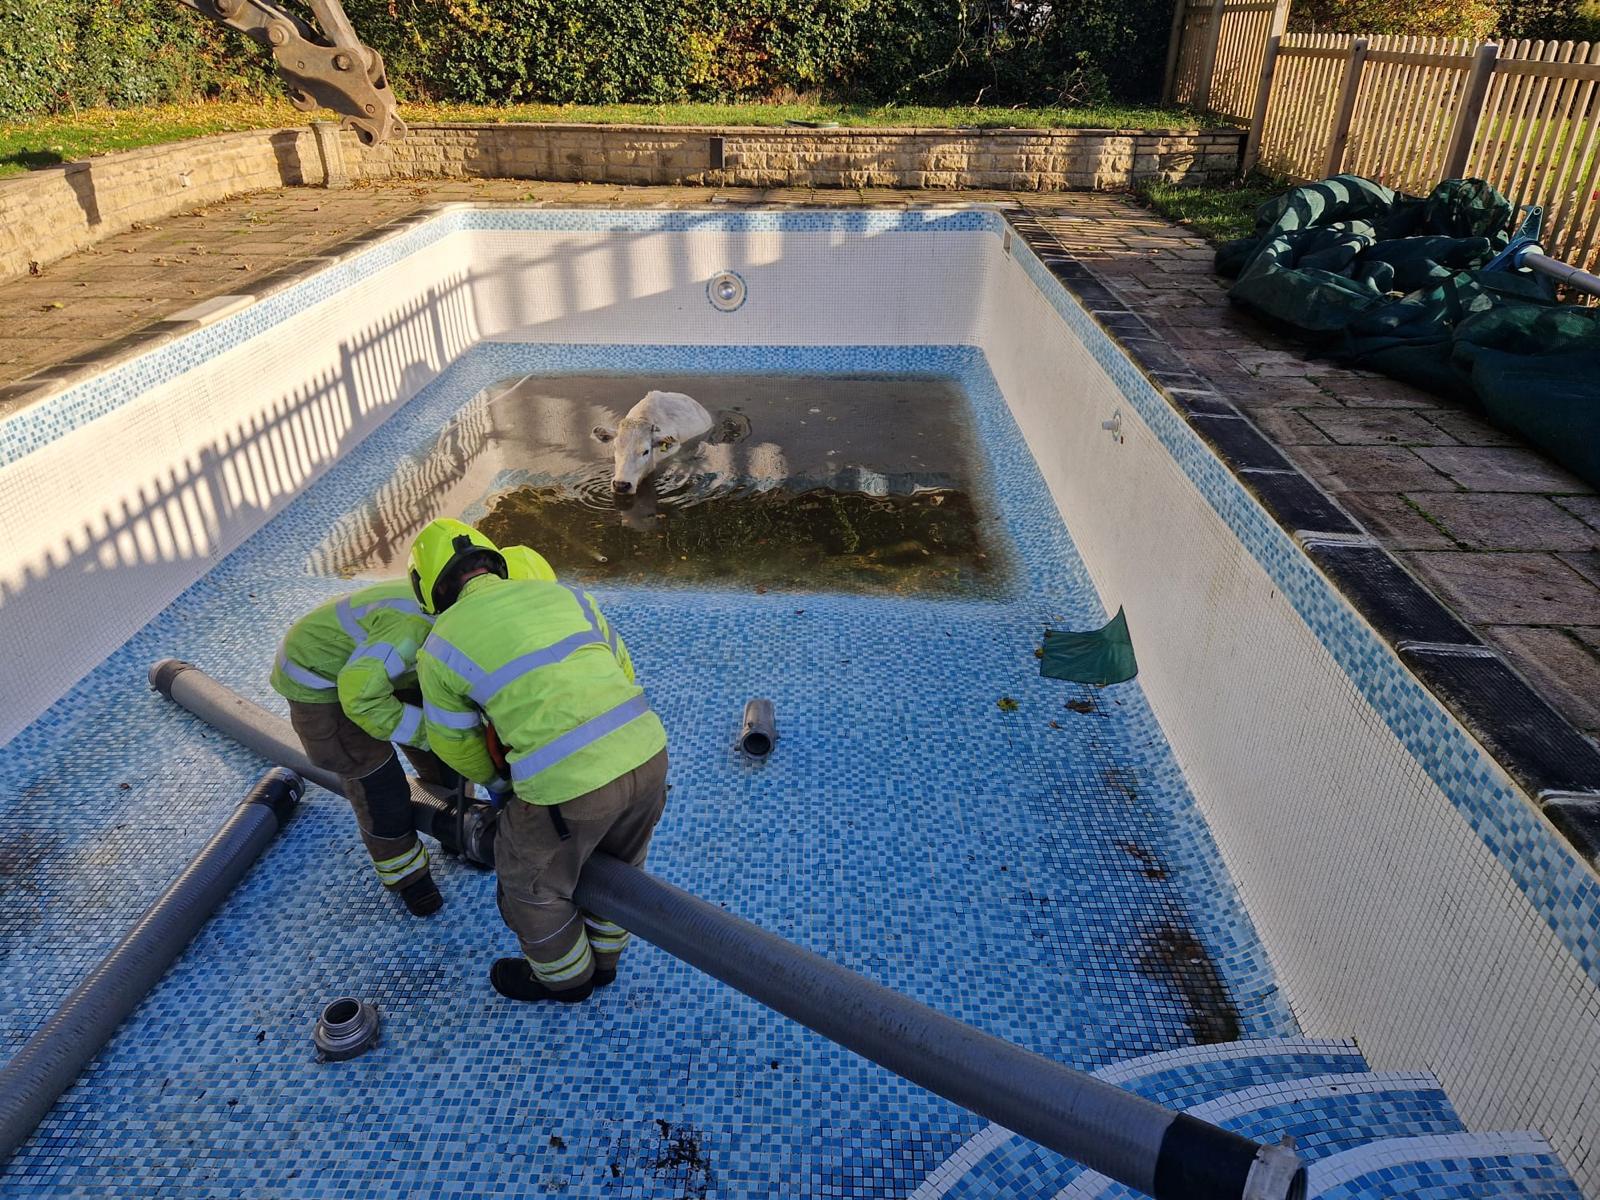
[
  {"x1": 1164, "y1": 1, "x2": 1600, "y2": 271},
  {"x1": 1165, "y1": 0, "x2": 1290, "y2": 122}
]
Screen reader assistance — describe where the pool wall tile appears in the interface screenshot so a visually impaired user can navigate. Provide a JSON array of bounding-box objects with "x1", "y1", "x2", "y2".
[{"x1": 993, "y1": 219, "x2": 1600, "y2": 1191}]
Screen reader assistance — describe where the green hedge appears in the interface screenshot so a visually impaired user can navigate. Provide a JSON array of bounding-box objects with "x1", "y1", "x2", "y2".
[
  {"x1": 2, "y1": 0, "x2": 1173, "y2": 117},
  {"x1": 0, "y1": 0, "x2": 269, "y2": 117}
]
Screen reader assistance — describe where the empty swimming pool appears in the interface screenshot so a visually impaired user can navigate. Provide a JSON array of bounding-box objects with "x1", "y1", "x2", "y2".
[{"x1": 0, "y1": 207, "x2": 1593, "y2": 1199}]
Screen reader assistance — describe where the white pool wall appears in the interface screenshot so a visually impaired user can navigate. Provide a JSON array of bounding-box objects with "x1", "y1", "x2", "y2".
[
  {"x1": 1, "y1": 206, "x2": 1595, "y2": 1191},
  {"x1": 978, "y1": 240, "x2": 1600, "y2": 1191}
]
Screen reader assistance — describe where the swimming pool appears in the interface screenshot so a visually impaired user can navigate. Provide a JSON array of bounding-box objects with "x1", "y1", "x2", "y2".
[{"x1": 0, "y1": 207, "x2": 1594, "y2": 1198}]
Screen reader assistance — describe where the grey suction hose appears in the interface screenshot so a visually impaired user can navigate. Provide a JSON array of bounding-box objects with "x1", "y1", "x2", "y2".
[
  {"x1": 149, "y1": 660, "x2": 496, "y2": 865},
  {"x1": 147, "y1": 660, "x2": 1305, "y2": 1200},
  {"x1": 0, "y1": 768, "x2": 302, "y2": 1168}
]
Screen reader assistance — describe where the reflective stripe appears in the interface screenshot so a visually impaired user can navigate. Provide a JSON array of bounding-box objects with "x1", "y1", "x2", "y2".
[
  {"x1": 424, "y1": 700, "x2": 481, "y2": 731},
  {"x1": 349, "y1": 642, "x2": 407, "y2": 680},
  {"x1": 333, "y1": 599, "x2": 364, "y2": 642},
  {"x1": 467, "y1": 628, "x2": 604, "y2": 706},
  {"x1": 442, "y1": 586, "x2": 609, "y2": 706},
  {"x1": 509, "y1": 695, "x2": 651, "y2": 782},
  {"x1": 423, "y1": 633, "x2": 489, "y2": 689},
  {"x1": 567, "y1": 586, "x2": 599, "y2": 634},
  {"x1": 276, "y1": 648, "x2": 335, "y2": 691},
  {"x1": 529, "y1": 935, "x2": 594, "y2": 985},
  {"x1": 373, "y1": 842, "x2": 427, "y2": 885},
  {"x1": 584, "y1": 916, "x2": 630, "y2": 953},
  {"x1": 352, "y1": 596, "x2": 427, "y2": 621},
  {"x1": 604, "y1": 619, "x2": 619, "y2": 660},
  {"x1": 391, "y1": 703, "x2": 425, "y2": 747}
]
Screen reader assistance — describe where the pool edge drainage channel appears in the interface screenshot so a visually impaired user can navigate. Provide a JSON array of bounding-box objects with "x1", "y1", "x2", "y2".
[
  {"x1": 151, "y1": 660, "x2": 1307, "y2": 1200},
  {"x1": 0, "y1": 767, "x2": 303, "y2": 1167}
]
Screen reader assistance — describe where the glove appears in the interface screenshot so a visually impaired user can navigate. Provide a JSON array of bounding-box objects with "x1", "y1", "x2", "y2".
[{"x1": 483, "y1": 777, "x2": 513, "y2": 809}]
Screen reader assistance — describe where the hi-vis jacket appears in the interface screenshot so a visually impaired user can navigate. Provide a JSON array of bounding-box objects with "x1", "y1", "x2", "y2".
[
  {"x1": 269, "y1": 581, "x2": 432, "y2": 748},
  {"x1": 417, "y1": 575, "x2": 666, "y2": 806}
]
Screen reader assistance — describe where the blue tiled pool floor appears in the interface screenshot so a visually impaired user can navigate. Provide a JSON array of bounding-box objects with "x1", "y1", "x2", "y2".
[{"x1": 0, "y1": 346, "x2": 1291, "y2": 1198}]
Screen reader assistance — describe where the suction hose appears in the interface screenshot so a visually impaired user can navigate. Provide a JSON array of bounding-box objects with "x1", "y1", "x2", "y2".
[
  {"x1": 0, "y1": 768, "x2": 302, "y2": 1167},
  {"x1": 147, "y1": 660, "x2": 1306, "y2": 1200},
  {"x1": 149, "y1": 660, "x2": 496, "y2": 865}
]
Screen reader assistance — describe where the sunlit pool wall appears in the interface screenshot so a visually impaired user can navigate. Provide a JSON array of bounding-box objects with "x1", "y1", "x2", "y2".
[
  {"x1": 0, "y1": 225, "x2": 483, "y2": 747},
  {"x1": 977, "y1": 230, "x2": 1600, "y2": 1190}
]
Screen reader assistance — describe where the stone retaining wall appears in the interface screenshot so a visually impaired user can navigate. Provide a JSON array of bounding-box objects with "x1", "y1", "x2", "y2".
[
  {"x1": 1, "y1": 121, "x2": 1242, "y2": 282},
  {"x1": 0, "y1": 128, "x2": 322, "y2": 282},
  {"x1": 341, "y1": 122, "x2": 1243, "y2": 193}
]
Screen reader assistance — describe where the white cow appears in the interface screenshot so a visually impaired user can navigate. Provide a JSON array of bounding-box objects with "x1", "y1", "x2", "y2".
[{"x1": 592, "y1": 390, "x2": 714, "y2": 495}]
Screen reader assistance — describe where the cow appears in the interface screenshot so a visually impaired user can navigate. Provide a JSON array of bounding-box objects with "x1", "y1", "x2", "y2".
[{"x1": 592, "y1": 390, "x2": 715, "y2": 495}]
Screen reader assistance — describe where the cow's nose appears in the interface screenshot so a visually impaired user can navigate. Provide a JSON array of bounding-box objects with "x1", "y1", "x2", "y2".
[{"x1": 612, "y1": 480, "x2": 632, "y2": 494}]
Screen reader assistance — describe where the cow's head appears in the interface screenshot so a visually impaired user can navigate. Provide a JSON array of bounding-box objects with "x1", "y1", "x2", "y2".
[{"x1": 593, "y1": 417, "x2": 678, "y2": 494}]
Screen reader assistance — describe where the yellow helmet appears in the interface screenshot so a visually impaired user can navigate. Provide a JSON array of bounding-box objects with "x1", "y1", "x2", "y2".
[
  {"x1": 502, "y1": 544, "x2": 557, "y2": 583},
  {"x1": 407, "y1": 518, "x2": 506, "y2": 614}
]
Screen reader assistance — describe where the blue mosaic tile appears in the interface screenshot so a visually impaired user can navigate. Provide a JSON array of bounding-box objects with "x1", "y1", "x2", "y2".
[{"x1": 0, "y1": 344, "x2": 1289, "y2": 1198}]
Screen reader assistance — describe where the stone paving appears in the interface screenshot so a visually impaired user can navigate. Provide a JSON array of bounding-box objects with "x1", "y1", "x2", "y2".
[{"x1": 2, "y1": 178, "x2": 1595, "y2": 745}]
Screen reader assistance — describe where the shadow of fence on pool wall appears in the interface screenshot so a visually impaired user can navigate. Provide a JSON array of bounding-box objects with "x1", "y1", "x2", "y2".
[{"x1": 0, "y1": 269, "x2": 480, "y2": 749}]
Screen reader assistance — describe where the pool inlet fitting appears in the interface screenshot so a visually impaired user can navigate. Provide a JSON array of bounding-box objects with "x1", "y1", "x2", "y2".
[
  {"x1": 313, "y1": 997, "x2": 381, "y2": 1062},
  {"x1": 739, "y1": 698, "x2": 777, "y2": 759}
]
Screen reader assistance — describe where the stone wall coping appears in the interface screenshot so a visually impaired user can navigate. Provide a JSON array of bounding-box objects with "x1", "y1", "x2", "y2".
[
  {"x1": 402, "y1": 120, "x2": 1225, "y2": 138},
  {"x1": 0, "y1": 127, "x2": 310, "y2": 195}
]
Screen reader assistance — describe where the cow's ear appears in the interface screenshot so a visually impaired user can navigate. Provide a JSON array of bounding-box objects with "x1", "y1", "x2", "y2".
[
  {"x1": 653, "y1": 434, "x2": 677, "y2": 451},
  {"x1": 592, "y1": 425, "x2": 616, "y2": 443}
]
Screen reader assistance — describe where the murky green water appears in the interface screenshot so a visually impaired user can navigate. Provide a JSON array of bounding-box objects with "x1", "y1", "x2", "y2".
[{"x1": 315, "y1": 373, "x2": 1006, "y2": 595}]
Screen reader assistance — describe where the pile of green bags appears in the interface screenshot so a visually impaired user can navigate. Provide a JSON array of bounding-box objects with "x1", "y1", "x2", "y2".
[{"x1": 1217, "y1": 174, "x2": 1600, "y2": 489}]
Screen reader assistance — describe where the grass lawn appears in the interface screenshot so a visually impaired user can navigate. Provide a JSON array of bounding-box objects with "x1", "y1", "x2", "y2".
[
  {"x1": 1136, "y1": 174, "x2": 1283, "y2": 245},
  {"x1": 1, "y1": 98, "x2": 1227, "y2": 180}
]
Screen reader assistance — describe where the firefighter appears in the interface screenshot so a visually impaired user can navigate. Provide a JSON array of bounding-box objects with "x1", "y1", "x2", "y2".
[
  {"x1": 271, "y1": 543, "x2": 557, "y2": 916},
  {"x1": 409, "y1": 519, "x2": 668, "y2": 1002}
]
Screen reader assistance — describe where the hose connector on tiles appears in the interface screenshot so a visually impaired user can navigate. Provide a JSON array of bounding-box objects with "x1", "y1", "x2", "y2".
[{"x1": 0, "y1": 768, "x2": 302, "y2": 1167}]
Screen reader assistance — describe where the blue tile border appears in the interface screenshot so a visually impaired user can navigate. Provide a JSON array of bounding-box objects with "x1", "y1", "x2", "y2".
[{"x1": 1001, "y1": 213, "x2": 1600, "y2": 989}]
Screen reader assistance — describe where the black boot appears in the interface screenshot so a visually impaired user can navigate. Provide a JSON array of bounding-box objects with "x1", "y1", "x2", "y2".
[
  {"x1": 592, "y1": 964, "x2": 618, "y2": 989},
  {"x1": 399, "y1": 874, "x2": 443, "y2": 917},
  {"x1": 490, "y1": 957, "x2": 595, "y2": 1003}
]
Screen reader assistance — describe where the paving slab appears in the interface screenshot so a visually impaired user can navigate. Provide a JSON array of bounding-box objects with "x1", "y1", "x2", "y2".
[
  {"x1": 1288, "y1": 445, "x2": 1458, "y2": 493},
  {"x1": 1407, "y1": 492, "x2": 1600, "y2": 552},
  {"x1": 1337, "y1": 492, "x2": 1460, "y2": 551},
  {"x1": 1416, "y1": 446, "x2": 1597, "y2": 495},
  {"x1": 1302, "y1": 407, "x2": 1459, "y2": 446},
  {"x1": 1403, "y1": 552, "x2": 1600, "y2": 626},
  {"x1": 1557, "y1": 497, "x2": 1600, "y2": 532}
]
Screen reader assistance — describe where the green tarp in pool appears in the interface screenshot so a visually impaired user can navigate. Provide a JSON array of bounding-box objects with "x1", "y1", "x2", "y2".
[{"x1": 1216, "y1": 174, "x2": 1600, "y2": 489}]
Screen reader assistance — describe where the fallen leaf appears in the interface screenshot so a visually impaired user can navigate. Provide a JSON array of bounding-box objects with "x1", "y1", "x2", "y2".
[
  {"x1": 996, "y1": 696, "x2": 1019, "y2": 712},
  {"x1": 41, "y1": 301, "x2": 63, "y2": 311}
]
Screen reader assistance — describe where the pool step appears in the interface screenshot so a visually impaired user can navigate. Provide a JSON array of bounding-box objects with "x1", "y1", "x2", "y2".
[
  {"x1": 913, "y1": 1038, "x2": 1369, "y2": 1200},
  {"x1": 1306, "y1": 1132, "x2": 1584, "y2": 1199},
  {"x1": 1054, "y1": 1072, "x2": 1465, "y2": 1198},
  {"x1": 910, "y1": 1038, "x2": 1583, "y2": 1199}
]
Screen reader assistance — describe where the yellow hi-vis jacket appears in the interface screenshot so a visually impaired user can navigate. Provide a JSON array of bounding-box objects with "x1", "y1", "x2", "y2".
[
  {"x1": 416, "y1": 575, "x2": 665, "y2": 806},
  {"x1": 268, "y1": 580, "x2": 432, "y2": 748}
]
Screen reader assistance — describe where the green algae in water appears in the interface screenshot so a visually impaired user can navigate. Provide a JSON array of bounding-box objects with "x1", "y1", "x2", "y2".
[{"x1": 476, "y1": 484, "x2": 995, "y2": 595}]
